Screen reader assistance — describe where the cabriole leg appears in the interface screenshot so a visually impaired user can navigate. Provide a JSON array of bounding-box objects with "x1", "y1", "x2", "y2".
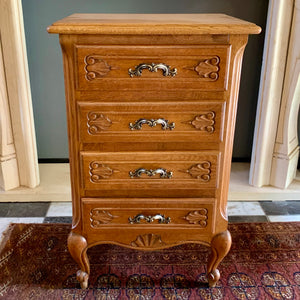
[
  {"x1": 68, "y1": 231, "x2": 90, "y2": 289},
  {"x1": 207, "y1": 230, "x2": 232, "y2": 287}
]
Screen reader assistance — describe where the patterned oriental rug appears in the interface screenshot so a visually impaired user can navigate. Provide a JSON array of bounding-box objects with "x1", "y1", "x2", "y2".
[{"x1": 0, "y1": 223, "x2": 299, "y2": 300}]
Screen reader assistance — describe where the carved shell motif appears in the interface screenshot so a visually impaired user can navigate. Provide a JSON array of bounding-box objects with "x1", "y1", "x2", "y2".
[
  {"x1": 187, "y1": 112, "x2": 215, "y2": 133},
  {"x1": 89, "y1": 162, "x2": 118, "y2": 182},
  {"x1": 90, "y1": 209, "x2": 119, "y2": 227},
  {"x1": 84, "y1": 55, "x2": 117, "y2": 80},
  {"x1": 130, "y1": 234, "x2": 165, "y2": 248},
  {"x1": 187, "y1": 56, "x2": 220, "y2": 80},
  {"x1": 87, "y1": 112, "x2": 112, "y2": 134},
  {"x1": 182, "y1": 162, "x2": 211, "y2": 182},
  {"x1": 183, "y1": 209, "x2": 208, "y2": 228}
]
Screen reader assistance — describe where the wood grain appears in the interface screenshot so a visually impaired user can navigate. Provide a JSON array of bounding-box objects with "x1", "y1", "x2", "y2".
[
  {"x1": 77, "y1": 101, "x2": 225, "y2": 143},
  {"x1": 76, "y1": 45, "x2": 230, "y2": 91},
  {"x1": 81, "y1": 151, "x2": 219, "y2": 190},
  {"x1": 49, "y1": 13, "x2": 260, "y2": 288},
  {"x1": 48, "y1": 14, "x2": 261, "y2": 35},
  {"x1": 82, "y1": 198, "x2": 213, "y2": 229}
]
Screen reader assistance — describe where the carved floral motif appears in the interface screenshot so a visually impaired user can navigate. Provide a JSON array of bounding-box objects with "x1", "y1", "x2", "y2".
[
  {"x1": 186, "y1": 112, "x2": 215, "y2": 133},
  {"x1": 183, "y1": 209, "x2": 208, "y2": 228},
  {"x1": 90, "y1": 209, "x2": 119, "y2": 227},
  {"x1": 130, "y1": 234, "x2": 165, "y2": 248},
  {"x1": 87, "y1": 112, "x2": 112, "y2": 134},
  {"x1": 84, "y1": 55, "x2": 117, "y2": 80},
  {"x1": 89, "y1": 162, "x2": 118, "y2": 182},
  {"x1": 181, "y1": 162, "x2": 211, "y2": 182},
  {"x1": 187, "y1": 56, "x2": 220, "y2": 80}
]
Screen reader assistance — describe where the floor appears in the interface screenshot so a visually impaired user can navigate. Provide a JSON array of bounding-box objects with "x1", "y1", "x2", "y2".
[{"x1": 0, "y1": 200, "x2": 300, "y2": 237}]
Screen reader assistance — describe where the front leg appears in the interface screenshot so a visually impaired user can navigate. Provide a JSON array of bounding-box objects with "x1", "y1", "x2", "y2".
[
  {"x1": 207, "y1": 230, "x2": 231, "y2": 287},
  {"x1": 68, "y1": 231, "x2": 90, "y2": 289}
]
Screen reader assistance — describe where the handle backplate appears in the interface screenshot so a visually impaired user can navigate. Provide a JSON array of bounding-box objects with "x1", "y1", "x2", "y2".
[
  {"x1": 129, "y1": 168, "x2": 173, "y2": 179},
  {"x1": 128, "y1": 214, "x2": 171, "y2": 224},
  {"x1": 128, "y1": 63, "x2": 177, "y2": 77},
  {"x1": 129, "y1": 118, "x2": 175, "y2": 130}
]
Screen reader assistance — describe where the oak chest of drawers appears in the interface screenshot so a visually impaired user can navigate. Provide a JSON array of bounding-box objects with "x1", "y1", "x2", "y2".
[{"x1": 48, "y1": 14, "x2": 260, "y2": 289}]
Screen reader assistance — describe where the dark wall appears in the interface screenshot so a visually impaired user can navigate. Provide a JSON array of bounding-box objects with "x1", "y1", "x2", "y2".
[{"x1": 22, "y1": 0, "x2": 269, "y2": 159}]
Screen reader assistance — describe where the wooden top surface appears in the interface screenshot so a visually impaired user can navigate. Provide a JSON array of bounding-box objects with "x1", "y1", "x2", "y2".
[{"x1": 47, "y1": 14, "x2": 261, "y2": 35}]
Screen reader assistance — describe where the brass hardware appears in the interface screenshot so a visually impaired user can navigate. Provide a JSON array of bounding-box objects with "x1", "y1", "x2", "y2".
[
  {"x1": 129, "y1": 214, "x2": 171, "y2": 224},
  {"x1": 129, "y1": 168, "x2": 173, "y2": 179},
  {"x1": 129, "y1": 118, "x2": 175, "y2": 130},
  {"x1": 128, "y1": 63, "x2": 177, "y2": 77}
]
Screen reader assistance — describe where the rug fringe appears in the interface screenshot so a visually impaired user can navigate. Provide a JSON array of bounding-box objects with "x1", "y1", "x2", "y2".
[{"x1": 0, "y1": 223, "x2": 16, "y2": 254}]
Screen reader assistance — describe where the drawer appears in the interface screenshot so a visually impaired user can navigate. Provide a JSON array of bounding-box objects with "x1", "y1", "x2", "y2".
[
  {"x1": 82, "y1": 198, "x2": 214, "y2": 230},
  {"x1": 76, "y1": 45, "x2": 230, "y2": 91},
  {"x1": 78, "y1": 101, "x2": 225, "y2": 143},
  {"x1": 81, "y1": 151, "x2": 219, "y2": 190}
]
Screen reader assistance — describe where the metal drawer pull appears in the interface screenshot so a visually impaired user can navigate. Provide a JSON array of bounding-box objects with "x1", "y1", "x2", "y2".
[
  {"x1": 129, "y1": 168, "x2": 173, "y2": 179},
  {"x1": 129, "y1": 214, "x2": 171, "y2": 224},
  {"x1": 129, "y1": 118, "x2": 175, "y2": 130},
  {"x1": 128, "y1": 63, "x2": 177, "y2": 77}
]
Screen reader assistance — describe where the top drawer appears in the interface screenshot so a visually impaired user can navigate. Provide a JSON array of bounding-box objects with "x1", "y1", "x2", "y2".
[{"x1": 76, "y1": 45, "x2": 230, "y2": 91}]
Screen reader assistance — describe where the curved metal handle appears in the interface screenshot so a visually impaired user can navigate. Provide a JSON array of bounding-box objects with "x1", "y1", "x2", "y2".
[
  {"x1": 129, "y1": 118, "x2": 175, "y2": 130},
  {"x1": 129, "y1": 168, "x2": 173, "y2": 179},
  {"x1": 128, "y1": 214, "x2": 171, "y2": 224},
  {"x1": 128, "y1": 63, "x2": 177, "y2": 77}
]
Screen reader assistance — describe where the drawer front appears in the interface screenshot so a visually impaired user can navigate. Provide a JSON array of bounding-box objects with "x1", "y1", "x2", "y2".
[
  {"x1": 81, "y1": 151, "x2": 219, "y2": 190},
  {"x1": 82, "y1": 198, "x2": 214, "y2": 230},
  {"x1": 78, "y1": 101, "x2": 225, "y2": 143},
  {"x1": 76, "y1": 45, "x2": 230, "y2": 91}
]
